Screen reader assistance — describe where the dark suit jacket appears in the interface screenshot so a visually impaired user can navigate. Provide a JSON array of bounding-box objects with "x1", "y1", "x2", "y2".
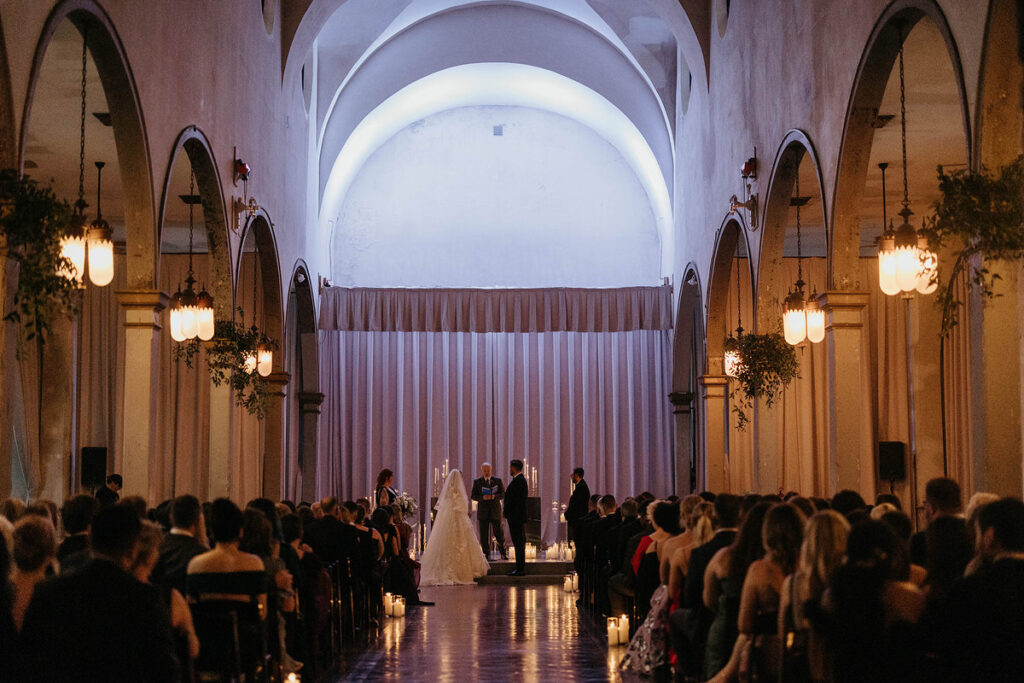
[
  {"x1": 504, "y1": 474, "x2": 528, "y2": 526},
  {"x1": 17, "y1": 558, "x2": 179, "y2": 683},
  {"x1": 565, "y1": 479, "x2": 591, "y2": 530},
  {"x1": 305, "y1": 516, "x2": 364, "y2": 572},
  {"x1": 94, "y1": 485, "x2": 119, "y2": 508},
  {"x1": 573, "y1": 510, "x2": 601, "y2": 560},
  {"x1": 56, "y1": 533, "x2": 90, "y2": 573},
  {"x1": 609, "y1": 517, "x2": 645, "y2": 569},
  {"x1": 471, "y1": 476, "x2": 505, "y2": 521},
  {"x1": 592, "y1": 512, "x2": 622, "y2": 566},
  {"x1": 684, "y1": 529, "x2": 737, "y2": 611},
  {"x1": 152, "y1": 532, "x2": 207, "y2": 594}
]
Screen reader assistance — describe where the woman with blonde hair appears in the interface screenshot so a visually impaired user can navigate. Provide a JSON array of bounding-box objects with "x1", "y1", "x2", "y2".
[{"x1": 778, "y1": 510, "x2": 850, "y2": 682}]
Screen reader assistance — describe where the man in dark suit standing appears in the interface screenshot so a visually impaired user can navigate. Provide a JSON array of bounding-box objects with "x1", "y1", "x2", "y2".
[
  {"x1": 18, "y1": 504, "x2": 179, "y2": 682},
  {"x1": 564, "y1": 467, "x2": 590, "y2": 542},
  {"x1": 471, "y1": 462, "x2": 506, "y2": 558},
  {"x1": 94, "y1": 473, "x2": 122, "y2": 508},
  {"x1": 504, "y1": 459, "x2": 528, "y2": 576}
]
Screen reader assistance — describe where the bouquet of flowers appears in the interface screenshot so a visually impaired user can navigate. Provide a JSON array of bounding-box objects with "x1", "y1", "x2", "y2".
[{"x1": 396, "y1": 492, "x2": 419, "y2": 521}]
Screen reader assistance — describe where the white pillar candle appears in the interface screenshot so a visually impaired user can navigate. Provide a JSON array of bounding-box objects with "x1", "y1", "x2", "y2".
[
  {"x1": 607, "y1": 618, "x2": 620, "y2": 646},
  {"x1": 397, "y1": 597, "x2": 406, "y2": 617},
  {"x1": 572, "y1": 573, "x2": 579, "y2": 591},
  {"x1": 509, "y1": 546, "x2": 516, "y2": 561},
  {"x1": 384, "y1": 592, "x2": 394, "y2": 617},
  {"x1": 472, "y1": 499, "x2": 478, "y2": 513},
  {"x1": 618, "y1": 615, "x2": 629, "y2": 643},
  {"x1": 564, "y1": 575, "x2": 573, "y2": 592}
]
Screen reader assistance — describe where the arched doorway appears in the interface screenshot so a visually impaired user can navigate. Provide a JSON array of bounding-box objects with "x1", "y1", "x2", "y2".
[
  {"x1": 672, "y1": 265, "x2": 703, "y2": 493},
  {"x1": 283, "y1": 261, "x2": 320, "y2": 503}
]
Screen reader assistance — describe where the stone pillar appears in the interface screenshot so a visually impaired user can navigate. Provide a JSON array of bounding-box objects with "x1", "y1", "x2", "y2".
[
  {"x1": 298, "y1": 391, "x2": 324, "y2": 503},
  {"x1": 262, "y1": 371, "x2": 290, "y2": 500},
  {"x1": 669, "y1": 391, "x2": 695, "y2": 494},
  {"x1": 36, "y1": 314, "x2": 75, "y2": 501},
  {"x1": 208, "y1": 381, "x2": 233, "y2": 500},
  {"x1": 117, "y1": 290, "x2": 168, "y2": 502},
  {"x1": 819, "y1": 291, "x2": 873, "y2": 495},
  {"x1": 754, "y1": 400, "x2": 782, "y2": 494},
  {"x1": 700, "y1": 375, "x2": 729, "y2": 493}
]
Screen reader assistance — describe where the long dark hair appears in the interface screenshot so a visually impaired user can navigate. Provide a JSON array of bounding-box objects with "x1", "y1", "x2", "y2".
[
  {"x1": 763, "y1": 503, "x2": 805, "y2": 575},
  {"x1": 728, "y1": 501, "x2": 771, "y2": 586},
  {"x1": 376, "y1": 469, "x2": 394, "y2": 489}
]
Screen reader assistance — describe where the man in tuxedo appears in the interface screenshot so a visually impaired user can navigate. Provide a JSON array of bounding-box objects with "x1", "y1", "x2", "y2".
[
  {"x1": 94, "y1": 473, "x2": 122, "y2": 508},
  {"x1": 56, "y1": 494, "x2": 98, "y2": 573},
  {"x1": 304, "y1": 496, "x2": 364, "y2": 570},
  {"x1": 471, "y1": 462, "x2": 506, "y2": 558},
  {"x1": 504, "y1": 459, "x2": 528, "y2": 576},
  {"x1": 910, "y1": 477, "x2": 963, "y2": 566},
  {"x1": 18, "y1": 504, "x2": 179, "y2": 682},
  {"x1": 564, "y1": 467, "x2": 590, "y2": 542},
  {"x1": 152, "y1": 494, "x2": 208, "y2": 594}
]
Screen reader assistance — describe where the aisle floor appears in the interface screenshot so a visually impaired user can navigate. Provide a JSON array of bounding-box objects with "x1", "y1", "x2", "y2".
[{"x1": 336, "y1": 585, "x2": 628, "y2": 682}]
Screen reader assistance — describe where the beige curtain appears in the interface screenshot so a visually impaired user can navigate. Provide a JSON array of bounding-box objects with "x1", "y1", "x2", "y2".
[
  {"x1": 230, "y1": 252, "x2": 265, "y2": 504},
  {"x1": 724, "y1": 258, "x2": 755, "y2": 493}
]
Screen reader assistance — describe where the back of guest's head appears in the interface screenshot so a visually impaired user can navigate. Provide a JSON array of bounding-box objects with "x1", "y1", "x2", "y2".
[
  {"x1": 811, "y1": 497, "x2": 830, "y2": 511},
  {"x1": 281, "y1": 513, "x2": 303, "y2": 544},
  {"x1": 598, "y1": 494, "x2": 617, "y2": 514},
  {"x1": 370, "y1": 506, "x2": 393, "y2": 528},
  {"x1": 699, "y1": 491, "x2": 716, "y2": 502},
  {"x1": 652, "y1": 501, "x2": 681, "y2": 535},
  {"x1": 966, "y1": 492, "x2": 999, "y2": 522},
  {"x1": 572, "y1": 467, "x2": 585, "y2": 478},
  {"x1": 356, "y1": 498, "x2": 372, "y2": 515},
  {"x1": 789, "y1": 497, "x2": 816, "y2": 518},
  {"x1": 729, "y1": 501, "x2": 770, "y2": 585},
  {"x1": 740, "y1": 493, "x2": 762, "y2": 517},
  {"x1": 23, "y1": 502, "x2": 55, "y2": 525},
  {"x1": 280, "y1": 500, "x2": 296, "y2": 513},
  {"x1": 61, "y1": 494, "x2": 99, "y2": 535},
  {"x1": 376, "y1": 468, "x2": 394, "y2": 488},
  {"x1": 589, "y1": 494, "x2": 600, "y2": 505},
  {"x1": 880, "y1": 510, "x2": 913, "y2": 543},
  {"x1": 106, "y1": 474, "x2": 123, "y2": 487},
  {"x1": 875, "y1": 493, "x2": 902, "y2": 510},
  {"x1": 799, "y1": 510, "x2": 850, "y2": 598},
  {"x1": 131, "y1": 521, "x2": 164, "y2": 573},
  {"x1": 321, "y1": 496, "x2": 340, "y2": 515},
  {"x1": 846, "y1": 520, "x2": 900, "y2": 578},
  {"x1": 620, "y1": 499, "x2": 639, "y2": 519},
  {"x1": 247, "y1": 497, "x2": 283, "y2": 540},
  {"x1": 977, "y1": 497, "x2": 1024, "y2": 552},
  {"x1": 152, "y1": 499, "x2": 173, "y2": 530},
  {"x1": 239, "y1": 508, "x2": 272, "y2": 557},
  {"x1": 121, "y1": 495, "x2": 148, "y2": 518},
  {"x1": 209, "y1": 498, "x2": 244, "y2": 544},
  {"x1": 1, "y1": 498, "x2": 25, "y2": 522},
  {"x1": 714, "y1": 493, "x2": 741, "y2": 529},
  {"x1": 761, "y1": 493, "x2": 783, "y2": 504},
  {"x1": 297, "y1": 506, "x2": 316, "y2": 528},
  {"x1": 90, "y1": 504, "x2": 142, "y2": 559},
  {"x1": 635, "y1": 492, "x2": 656, "y2": 514},
  {"x1": 171, "y1": 495, "x2": 201, "y2": 530},
  {"x1": 763, "y1": 503, "x2": 805, "y2": 574},
  {"x1": 13, "y1": 515, "x2": 56, "y2": 572},
  {"x1": 509, "y1": 459, "x2": 523, "y2": 473},
  {"x1": 831, "y1": 490, "x2": 867, "y2": 518},
  {"x1": 845, "y1": 508, "x2": 869, "y2": 526},
  {"x1": 691, "y1": 502, "x2": 715, "y2": 546},
  {"x1": 680, "y1": 494, "x2": 702, "y2": 527},
  {"x1": 869, "y1": 502, "x2": 898, "y2": 521},
  {"x1": 925, "y1": 516, "x2": 972, "y2": 591},
  {"x1": 925, "y1": 477, "x2": 962, "y2": 514}
]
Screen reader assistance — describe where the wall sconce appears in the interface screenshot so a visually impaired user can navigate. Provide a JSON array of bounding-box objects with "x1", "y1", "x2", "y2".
[
  {"x1": 729, "y1": 148, "x2": 758, "y2": 230},
  {"x1": 231, "y1": 148, "x2": 259, "y2": 235}
]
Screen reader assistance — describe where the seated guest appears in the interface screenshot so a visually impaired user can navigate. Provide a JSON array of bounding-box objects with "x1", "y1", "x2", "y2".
[
  {"x1": 187, "y1": 498, "x2": 267, "y2": 597},
  {"x1": 153, "y1": 494, "x2": 207, "y2": 593},
  {"x1": 607, "y1": 500, "x2": 653, "y2": 618},
  {"x1": 810, "y1": 520, "x2": 925, "y2": 683},
  {"x1": 667, "y1": 501, "x2": 714, "y2": 603},
  {"x1": 934, "y1": 497, "x2": 1024, "y2": 683},
  {"x1": 19, "y1": 503, "x2": 179, "y2": 682},
  {"x1": 305, "y1": 497, "x2": 364, "y2": 569},
  {"x1": 879, "y1": 510, "x2": 927, "y2": 585},
  {"x1": 911, "y1": 477, "x2": 963, "y2": 567},
  {"x1": 132, "y1": 520, "x2": 200, "y2": 662},
  {"x1": 10, "y1": 515, "x2": 57, "y2": 631},
  {"x1": 830, "y1": 489, "x2": 868, "y2": 521},
  {"x1": 0, "y1": 499, "x2": 25, "y2": 523},
  {"x1": 963, "y1": 492, "x2": 999, "y2": 575},
  {"x1": 23, "y1": 501, "x2": 59, "y2": 532},
  {"x1": 608, "y1": 499, "x2": 644, "y2": 570},
  {"x1": 923, "y1": 515, "x2": 972, "y2": 605},
  {"x1": 94, "y1": 474, "x2": 123, "y2": 508},
  {"x1": 56, "y1": 494, "x2": 98, "y2": 573},
  {"x1": 660, "y1": 495, "x2": 703, "y2": 587}
]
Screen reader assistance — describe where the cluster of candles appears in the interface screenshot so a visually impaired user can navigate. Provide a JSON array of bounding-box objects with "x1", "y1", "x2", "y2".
[
  {"x1": 383, "y1": 593, "x2": 406, "y2": 617},
  {"x1": 562, "y1": 572, "x2": 579, "y2": 592},
  {"x1": 548, "y1": 541, "x2": 575, "y2": 561},
  {"x1": 285, "y1": 674, "x2": 301, "y2": 683},
  {"x1": 508, "y1": 543, "x2": 539, "y2": 561},
  {"x1": 607, "y1": 615, "x2": 630, "y2": 646}
]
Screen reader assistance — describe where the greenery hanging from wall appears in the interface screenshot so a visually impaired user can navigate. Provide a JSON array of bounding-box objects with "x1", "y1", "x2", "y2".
[
  {"x1": 0, "y1": 170, "x2": 77, "y2": 343},
  {"x1": 174, "y1": 310, "x2": 278, "y2": 418},
  {"x1": 727, "y1": 332, "x2": 800, "y2": 430},
  {"x1": 921, "y1": 158, "x2": 1024, "y2": 335}
]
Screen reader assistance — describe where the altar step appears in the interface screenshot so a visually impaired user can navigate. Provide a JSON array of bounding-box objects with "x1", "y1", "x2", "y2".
[{"x1": 474, "y1": 560, "x2": 575, "y2": 586}]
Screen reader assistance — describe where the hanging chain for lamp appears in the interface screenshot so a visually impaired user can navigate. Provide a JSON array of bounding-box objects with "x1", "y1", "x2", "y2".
[
  {"x1": 724, "y1": 258, "x2": 744, "y2": 378},
  {"x1": 59, "y1": 28, "x2": 90, "y2": 286},
  {"x1": 170, "y1": 168, "x2": 215, "y2": 341}
]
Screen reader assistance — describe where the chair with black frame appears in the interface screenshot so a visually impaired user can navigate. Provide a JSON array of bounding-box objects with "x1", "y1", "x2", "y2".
[{"x1": 186, "y1": 570, "x2": 270, "y2": 682}]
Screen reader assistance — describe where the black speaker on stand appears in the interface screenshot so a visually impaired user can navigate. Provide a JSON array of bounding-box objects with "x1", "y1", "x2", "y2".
[
  {"x1": 81, "y1": 447, "x2": 107, "y2": 493},
  {"x1": 878, "y1": 441, "x2": 906, "y2": 494}
]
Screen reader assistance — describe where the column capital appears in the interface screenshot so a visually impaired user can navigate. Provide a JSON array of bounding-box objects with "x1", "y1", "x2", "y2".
[
  {"x1": 699, "y1": 374, "x2": 729, "y2": 398},
  {"x1": 265, "y1": 371, "x2": 290, "y2": 397},
  {"x1": 117, "y1": 289, "x2": 169, "y2": 329},
  {"x1": 298, "y1": 391, "x2": 325, "y2": 413},
  {"x1": 818, "y1": 290, "x2": 869, "y2": 330}
]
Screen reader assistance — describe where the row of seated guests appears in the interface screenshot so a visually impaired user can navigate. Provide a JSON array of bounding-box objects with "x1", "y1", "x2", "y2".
[
  {"x1": 576, "y1": 479, "x2": 1024, "y2": 683},
  {"x1": 0, "y1": 491, "x2": 426, "y2": 681}
]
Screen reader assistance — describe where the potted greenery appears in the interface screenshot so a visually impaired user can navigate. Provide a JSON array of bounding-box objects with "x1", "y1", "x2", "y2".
[{"x1": 726, "y1": 331, "x2": 799, "y2": 429}]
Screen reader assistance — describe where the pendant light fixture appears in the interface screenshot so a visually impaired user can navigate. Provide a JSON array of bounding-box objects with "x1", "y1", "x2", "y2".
[
  {"x1": 170, "y1": 168, "x2": 214, "y2": 342},
  {"x1": 243, "y1": 249, "x2": 272, "y2": 377},
  {"x1": 86, "y1": 162, "x2": 114, "y2": 286},
  {"x1": 723, "y1": 261, "x2": 744, "y2": 378},
  {"x1": 877, "y1": 26, "x2": 937, "y2": 297},
  {"x1": 60, "y1": 28, "x2": 89, "y2": 287},
  {"x1": 783, "y1": 172, "x2": 825, "y2": 345}
]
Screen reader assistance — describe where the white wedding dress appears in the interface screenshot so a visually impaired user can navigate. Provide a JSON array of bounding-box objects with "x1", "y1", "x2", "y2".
[{"x1": 420, "y1": 470, "x2": 491, "y2": 586}]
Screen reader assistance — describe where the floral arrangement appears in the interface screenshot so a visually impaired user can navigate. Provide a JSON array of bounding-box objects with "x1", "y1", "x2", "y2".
[
  {"x1": 727, "y1": 332, "x2": 800, "y2": 430},
  {"x1": 396, "y1": 493, "x2": 419, "y2": 521}
]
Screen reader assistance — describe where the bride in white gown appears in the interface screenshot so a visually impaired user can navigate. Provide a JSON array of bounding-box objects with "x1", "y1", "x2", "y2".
[{"x1": 420, "y1": 469, "x2": 491, "y2": 586}]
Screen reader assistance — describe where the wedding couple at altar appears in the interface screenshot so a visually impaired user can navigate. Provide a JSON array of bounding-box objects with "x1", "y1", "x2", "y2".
[{"x1": 420, "y1": 460, "x2": 530, "y2": 585}]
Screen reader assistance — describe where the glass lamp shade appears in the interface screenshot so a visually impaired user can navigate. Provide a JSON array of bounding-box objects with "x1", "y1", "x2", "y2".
[
  {"x1": 180, "y1": 305, "x2": 198, "y2": 340},
  {"x1": 724, "y1": 350, "x2": 743, "y2": 378},
  {"x1": 60, "y1": 234, "x2": 86, "y2": 286},
  {"x1": 256, "y1": 347, "x2": 273, "y2": 377},
  {"x1": 243, "y1": 352, "x2": 258, "y2": 374},
  {"x1": 783, "y1": 289, "x2": 807, "y2": 346},
  {"x1": 915, "y1": 237, "x2": 938, "y2": 295},
  {"x1": 86, "y1": 223, "x2": 114, "y2": 287},
  {"x1": 196, "y1": 290, "x2": 215, "y2": 341},
  {"x1": 892, "y1": 219, "x2": 921, "y2": 293},
  {"x1": 877, "y1": 232, "x2": 901, "y2": 296},
  {"x1": 805, "y1": 297, "x2": 825, "y2": 344}
]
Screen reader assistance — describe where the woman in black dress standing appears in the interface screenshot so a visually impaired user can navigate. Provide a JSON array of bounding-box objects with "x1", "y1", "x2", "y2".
[{"x1": 375, "y1": 469, "x2": 398, "y2": 508}]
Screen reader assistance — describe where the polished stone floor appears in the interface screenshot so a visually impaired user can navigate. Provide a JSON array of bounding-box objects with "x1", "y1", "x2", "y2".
[{"x1": 336, "y1": 585, "x2": 627, "y2": 682}]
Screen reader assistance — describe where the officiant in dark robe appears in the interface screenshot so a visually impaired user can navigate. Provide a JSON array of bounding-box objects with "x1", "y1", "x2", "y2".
[{"x1": 471, "y1": 462, "x2": 506, "y2": 559}]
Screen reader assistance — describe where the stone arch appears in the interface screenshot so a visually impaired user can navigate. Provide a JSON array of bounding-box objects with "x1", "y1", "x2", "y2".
[
  {"x1": 20, "y1": 0, "x2": 156, "y2": 288},
  {"x1": 830, "y1": 0, "x2": 971, "y2": 290},
  {"x1": 706, "y1": 215, "x2": 753, "y2": 373},
  {"x1": 284, "y1": 260, "x2": 321, "y2": 502},
  {"x1": 157, "y1": 127, "x2": 233, "y2": 319},
  {"x1": 756, "y1": 130, "x2": 828, "y2": 332},
  {"x1": 236, "y1": 211, "x2": 286, "y2": 498},
  {"x1": 672, "y1": 263, "x2": 703, "y2": 493}
]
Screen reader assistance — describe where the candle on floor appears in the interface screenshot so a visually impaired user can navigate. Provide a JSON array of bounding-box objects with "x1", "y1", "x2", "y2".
[
  {"x1": 396, "y1": 597, "x2": 406, "y2": 617},
  {"x1": 572, "y1": 572, "x2": 579, "y2": 591},
  {"x1": 607, "y1": 617, "x2": 620, "y2": 646},
  {"x1": 564, "y1": 574, "x2": 573, "y2": 592},
  {"x1": 618, "y1": 615, "x2": 629, "y2": 643},
  {"x1": 286, "y1": 674, "x2": 300, "y2": 683},
  {"x1": 384, "y1": 592, "x2": 394, "y2": 617},
  {"x1": 509, "y1": 546, "x2": 516, "y2": 562}
]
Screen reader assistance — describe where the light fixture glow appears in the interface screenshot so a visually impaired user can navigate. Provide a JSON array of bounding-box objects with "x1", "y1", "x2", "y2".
[
  {"x1": 805, "y1": 296, "x2": 825, "y2": 344},
  {"x1": 86, "y1": 228, "x2": 114, "y2": 287},
  {"x1": 783, "y1": 289, "x2": 807, "y2": 346},
  {"x1": 60, "y1": 234, "x2": 86, "y2": 286},
  {"x1": 256, "y1": 347, "x2": 272, "y2": 377},
  {"x1": 243, "y1": 352, "x2": 258, "y2": 374}
]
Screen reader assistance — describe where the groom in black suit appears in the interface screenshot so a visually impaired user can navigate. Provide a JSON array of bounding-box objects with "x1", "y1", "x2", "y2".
[
  {"x1": 471, "y1": 462, "x2": 506, "y2": 558},
  {"x1": 504, "y1": 459, "x2": 528, "y2": 576}
]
